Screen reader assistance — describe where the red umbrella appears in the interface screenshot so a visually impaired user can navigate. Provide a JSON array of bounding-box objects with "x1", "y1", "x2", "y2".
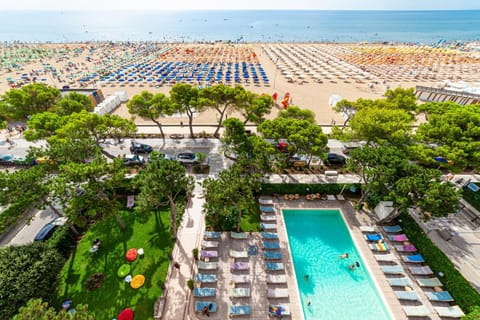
[
  {"x1": 118, "y1": 308, "x2": 134, "y2": 320},
  {"x1": 272, "y1": 92, "x2": 278, "y2": 102}
]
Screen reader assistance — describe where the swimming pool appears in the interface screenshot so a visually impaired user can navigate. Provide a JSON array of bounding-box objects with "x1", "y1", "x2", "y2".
[{"x1": 283, "y1": 209, "x2": 392, "y2": 320}]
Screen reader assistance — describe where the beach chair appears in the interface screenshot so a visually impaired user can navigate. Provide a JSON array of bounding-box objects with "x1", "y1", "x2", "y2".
[
  {"x1": 402, "y1": 306, "x2": 431, "y2": 317},
  {"x1": 267, "y1": 274, "x2": 287, "y2": 284},
  {"x1": 434, "y1": 306, "x2": 465, "y2": 318},
  {"x1": 364, "y1": 233, "x2": 383, "y2": 241},
  {"x1": 195, "y1": 302, "x2": 217, "y2": 314},
  {"x1": 126, "y1": 195, "x2": 134, "y2": 209},
  {"x1": 259, "y1": 198, "x2": 274, "y2": 205},
  {"x1": 201, "y1": 250, "x2": 218, "y2": 259},
  {"x1": 381, "y1": 265, "x2": 405, "y2": 275},
  {"x1": 267, "y1": 289, "x2": 289, "y2": 298},
  {"x1": 417, "y1": 277, "x2": 443, "y2": 287},
  {"x1": 261, "y1": 223, "x2": 277, "y2": 230},
  {"x1": 260, "y1": 214, "x2": 276, "y2": 222},
  {"x1": 266, "y1": 262, "x2": 285, "y2": 271},
  {"x1": 195, "y1": 273, "x2": 217, "y2": 284},
  {"x1": 387, "y1": 277, "x2": 413, "y2": 287},
  {"x1": 409, "y1": 266, "x2": 434, "y2": 276},
  {"x1": 203, "y1": 231, "x2": 221, "y2": 240},
  {"x1": 198, "y1": 261, "x2": 218, "y2": 270},
  {"x1": 383, "y1": 225, "x2": 402, "y2": 233},
  {"x1": 374, "y1": 253, "x2": 397, "y2": 262},
  {"x1": 230, "y1": 232, "x2": 248, "y2": 240},
  {"x1": 201, "y1": 240, "x2": 219, "y2": 248},
  {"x1": 269, "y1": 305, "x2": 290, "y2": 317},
  {"x1": 401, "y1": 254, "x2": 425, "y2": 263},
  {"x1": 426, "y1": 291, "x2": 454, "y2": 302},
  {"x1": 229, "y1": 305, "x2": 251, "y2": 317},
  {"x1": 395, "y1": 291, "x2": 420, "y2": 301},
  {"x1": 389, "y1": 234, "x2": 409, "y2": 242},
  {"x1": 230, "y1": 288, "x2": 251, "y2": 298},
  {"x1": 369, "y1": 242, "x2": 389, "y2": 252},
  {"x1": 263, "y1": 241, "x2": 280, "y2": 250},
  {"x1": 394, "y1": 244, "x2": 417, "y2": 252},
  {"x1": 229, "y1": 250, "x2": 249, "y2": 259},
  {"x1": 359, "y1": 225, "x2": 378, "y2": 233},
  {"x1": 230, "y1": 262, "x2": 249, "y2": 271},
  {"x1": 264, "y1": 251, "x2": 283, "y2": 260},
  {"x1": 193, "y1": 287, "x2": 216, "y2": 297},
  {"x1": 262, "y1": 232, "x2": 279, "y2": 240},
  {"x1": 260, "y1": 206, "x2": 275, "y2": 213},
  {"x1": 231, "y1": 274, "x2": 250, "y2": 284}
]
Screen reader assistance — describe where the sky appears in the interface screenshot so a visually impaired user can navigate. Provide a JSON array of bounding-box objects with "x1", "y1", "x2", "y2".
[{"x1": 3, "y1": 0, "x2": 480, "y2": 11}]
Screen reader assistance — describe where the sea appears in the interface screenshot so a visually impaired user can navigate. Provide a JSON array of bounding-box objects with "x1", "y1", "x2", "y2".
[{"x1": 0, "y1": 10, "x2": 479, "y2": 44}]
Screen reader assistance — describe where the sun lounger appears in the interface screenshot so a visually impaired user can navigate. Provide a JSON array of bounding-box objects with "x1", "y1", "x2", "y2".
[
  {"x1": 359, "y1": 225, "x2": 378, "y2": 233},
  {"x1": 201, "y1": 250, "x2": 218, "y2": 259},
  {"x1": 387, "y1": 277, "x2": 413, "y2": 287},
  {"x1": 269, "y1": 305, "x2": 290, "y2": 317},
  {"x1": 195, "y1": 273, "x2": 217, "y2": 283},
  {"x1": 204, "y1": 231, "x2": 221, "y2": 240},
  {"x1": 262, "y1": 232, "x2": 279, "y2": 240},
  {"x1": 381, "y1": 265, "x2": 405, "y2": 275},
  {"x1": 231, "y1": 274, "x2": 250, "y2": 284},
  {"x1": 267, "y1": 289, "x2": 289, "y2": 298},
  {"x1": 434, "y1": 306, "x2": 465, "y2": 318},
  {"x1": 261, "y1": 223, "x2": 277, "y2": 230},
  {"x1": 369, "y1": 242, "x2": 389, "y2": 252},
  {"x1": 230, "y1": 232, "x2": 248, "y2": 240},
  {"x1": 195, "y1": 302, "x2": 217, "y2": 313},
  {"x1": 264, "y1": 251, "x2": 283, "y2": 260},
  {"x1": 383, "y1": 225, "x2": 403, "y2": 233},
  {"x1": 230, "y1": 262, "x2": 249, "y2": 271},
  {"x1": 409, "y1": 266, "x2": 434, "y2": 275},
  {"x1": 364, "y1": 233, "x2": 383, "y2": 241},
  {"x1": 389, "y1": 234, "x2": 409, "y2": 242},
  {"x1": 426, "y1": 291, "x2": 454, "y2": 302},
  {"x1": 263, "y1": 241, "x2": 280, "y2": 250},
  {"x1": 230, "y1": 250, "x2": 249, "y2": 259},
  {"x1": 261, "y1": 214, "x2": 276, "y2": 222},
  {"x1": 266, "y1": 262, "x2": 284, "y2": 271},
  {"x1": 259, "y1": 198, "x2": 274, "y2": 205},
  {"x1": 126, "y1": 195, "x2": 135, "y2": 209},
  {"x1": 230, "y1": 288, "x2": 251, "y2": 298},
  {"x1": 198, "y1": 261, "x2": 218, "y2": 270},
  {"x1": 260, "y1": 206, "x2": 275, "y2": 213},
  {"x1": 267, "y1": 274, "x2": 287, "y2": 284},
  {"x1": 402, "y1": 305, "x2": 431, "y2": 317},
  {"x1": 417, "y1": 277, "x2": 443, "y2": 287},
  {"x1": 394, "y1": 244, "x2": 417, "y2": 252},
  {"x1": 401, "y1": 254, "x2": 425, "y2": 263},
  {"x1": 395, "y1": 291, "x2": 420, "y2": 301},
  {"x1": 193, "y1": 287, "x2": 216, "y2": 297},
  {"x1": 374, "y1": 253, "x2": 397, "y2": 262},
  {"x1": 229, "y1": 305, "x2": 251, "y2": 316},
  {"x1": 201, "y1": 240, "x2": 219, "y2": 248}
]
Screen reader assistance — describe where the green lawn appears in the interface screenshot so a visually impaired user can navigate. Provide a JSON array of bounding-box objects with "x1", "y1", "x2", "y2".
[{"x1": 57, "y1": 209, "x2": 175, "y2": 319}]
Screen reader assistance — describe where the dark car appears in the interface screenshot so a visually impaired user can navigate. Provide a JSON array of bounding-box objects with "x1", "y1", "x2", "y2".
[
  {"x1": 326, "y1": 153, "x2": 346, "y2": 165},
  {"x1": 123, "y1": 154, "x2": 146, "y2": 166},
  {"x1": 176, "y1": 152, "x2": 198, "y2": 165},
  {"x1": 130, "y1": 142, "x2": 153, "y2": 154},
  {"x1": 34, "y1": 217, "x2": 67, "y2": 242}
]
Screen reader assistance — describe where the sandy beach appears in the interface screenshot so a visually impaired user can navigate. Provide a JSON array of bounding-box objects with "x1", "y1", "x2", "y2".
[{"x1": 2, "y1": 42, "x2": 480, "y2": 125}]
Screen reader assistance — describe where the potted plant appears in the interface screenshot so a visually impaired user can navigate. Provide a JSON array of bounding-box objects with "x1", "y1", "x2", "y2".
[{"x1": 187, "y1": 279, "x2": 195, "y2": 290}]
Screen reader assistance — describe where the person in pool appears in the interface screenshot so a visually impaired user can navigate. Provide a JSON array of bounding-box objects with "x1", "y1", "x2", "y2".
[
  {"x1": 349, "y1": 263, "x2": 355, "y2": 271},
  {"x1": 340, "y1": 253, "x2": 349, "y2": 259}
]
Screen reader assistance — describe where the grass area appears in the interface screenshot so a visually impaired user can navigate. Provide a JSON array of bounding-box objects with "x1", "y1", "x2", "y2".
[
  {"x1": 57, "y1": 209, "x2": 175, "y2": 320},
  {"x1": 240, "y1": 206, "x2": 261, "y2": 232}
]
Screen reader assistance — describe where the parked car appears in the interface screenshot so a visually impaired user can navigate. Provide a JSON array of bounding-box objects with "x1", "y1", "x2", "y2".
[
  {"x1": 130, "y1": 142, "x2": 153, "y2": 154},
  {"x1": 176, "y1": 152, "x2": 199, "y2": 165},
  {"x1": 123, "y1": 154, "x2": 146, "y2": 166},
  {"x1": 342, "y1": 141, "x2": 365, "y2": 155},
  {"x1": 326, "y1": 153, "x2": 346, "y2": 165},
  {"x1": 34, "y1": 217, "x2": 67, "y2": 242},
  {"x1": 288, "y1": 154, "x2": 308, "y2": 167},
  {"x1": 0, "y1": 154, "x2": 28, "y2": 166}
]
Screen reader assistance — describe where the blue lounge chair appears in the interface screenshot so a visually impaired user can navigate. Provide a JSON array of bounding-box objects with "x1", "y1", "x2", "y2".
[
  {"x1": 261, "y1": 223, "x2": 277, "y2": 230},
  {"x1": 387, "y1": 277, "x2": 412, "y2": 287},
  {"x1": 260, "y1": 206, "x2": 275, "y2": 213},
  {"x1": 383, "y1": 225, "x2": 402, "y2": 233},
  {"x1": 195, "y1": 273, "x2": 217, "y2": 283},
  {"x1": 262, "y1": 232, "x2": 278, "y2": 240},
  {"x1": 266, "y1": 262, "x2": 284, "y2": 271},
  {"x1": 193, "y1": 287, "x2": 216, "y2": 297},
  {"x1": 204, "y1": 231, "x2": 221, "y2": 240},
  {"x1": 263, "y1": 241, "x2": 280, "y2": 250},
  {"x1": 364, "y1": 233, "x2": 383, "y2": 241},
  {"x1": 195, "y1": 302, "x2": 217, "y2": 313},
  {"x1": 395, "y1": 291, "x2": 420, "y2": 301},
  {"x1": 264, "y1": 251, "x2": 283, "y2": 260},
  {"x1": 401, "y1": 254, "x2": 425, "y2": 263},
  {"x1": 229, "y1": 305, "x2": 251, "y2": 316},
  {"x1": 426, "y1": 291, "x2": 454, "y2": 302}
]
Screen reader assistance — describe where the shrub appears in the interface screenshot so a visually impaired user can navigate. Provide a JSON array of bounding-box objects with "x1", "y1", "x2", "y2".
[
  {"x1": 187, "y1": 279, "x2": 195, "y2": 290},
  {"x1": 192, "y1": 248, "x2": 199, "y2": 260},
  {"x1": 259, "y1": 183, "x2": 361, "y2": 197},
  {"x1": 46, "y1": 225, "x2": 76, "y2": 259}
]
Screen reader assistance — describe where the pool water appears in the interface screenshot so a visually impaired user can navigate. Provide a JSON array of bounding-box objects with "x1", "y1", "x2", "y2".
[{"x1": 283, "y1": 209, "x2": 391, "y2": 320}]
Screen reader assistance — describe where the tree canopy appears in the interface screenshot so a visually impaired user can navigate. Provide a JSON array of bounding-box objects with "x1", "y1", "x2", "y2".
[
  {"x1": 170, "y1": 83, "x2": 202, "y2": 138},
  {"x1": 13, "y1": 298, "x2": 95, "y2": 320},
  {"x1": 54, "y1": 92, "x2": 94, "y2": 116}
]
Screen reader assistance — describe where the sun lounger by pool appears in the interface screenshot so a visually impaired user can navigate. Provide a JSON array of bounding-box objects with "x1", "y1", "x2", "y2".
[
  {"x1": 395, "y1": 291, "x2": 420, "y2": 301},
  {"x1": 230, "y1": 288, "x2": 251, "y2": 298},
  {"x1": 389, "y1": 234, "x2": 409, "y2": 242},
  {"x1": 230, "y1": 232, "x2": 248, "y2": 240},
  {"x1": 201, "y1": 240, "x2": 219, "y2": 248},
  {"x1": 262, "y1": 232, "x2": 279, "y2": 240},
  {"x1": 266, "y1": 262, "x2": 284, "y2": 271},
  {"x1": 231, "y1": 262, "x2": 249, "y2": 271},
  {"x1": 359, "y1": 225, "x2": 378, "y2": 233},
  {"x1": 381, "y1": 265, "x2": 405, "y2": 275},
  {"x1": 369, "y1": 242, "x2": 389, "y2": 252},
  {"x1": 267, "y1": 289, "x2": 289, "y2": 298},
  {"x1": 417, "y1": 277, "x2": 443, "y2": 287},
  {"x1": 201, "y1": 250, "x2": 218, "y2": 259},
  {"x1": 263, "y1": 241, "x2": 280, "y2": 250},
  {"x1": 261, "y1": 214, "x2": 276, "y2": 222},
  {"x1": 269, "y1": 305, "x2": 290, "y2": 317},
  {"x1": 195, "y1": 302, "x2": 217, "y2": 314},
  {"x1": 434, "y1": 306, "x2": 465, "y2": 318},
  {"x1": 409, "y1": 266, "x2": 434, "y2": 275},
  {"x1": 394, "y1": 244, "x2": 417, "y2": 252},
  {"x1": 231, "y1": 274, "x2": 250, "y2": 284},
  {"x1": 402, "y1": 305, "x2": 431, "y2": 317},
  {"x1": 229, "y1": 305, "x2": 251, "y2": 316},
  {"x1": 426, "y1": 291, "x2": 454, "y2": 302},
  {"x1": 383, "y1": 225, "x2": 403, "y2": 233},
  {"x1": 364, "y1": 233, "x2": 383, "y2": 241},
  {"x1": 387, "y1": 277, "x2": 412, "y2": 287},
  {"x1": 261, "y1": 223, "x2": 277, "y2": 230},
  {"x1": 193, "y1": 287, "x2": 216, "y2": 297},
  {"x1": 260, "y1": 206, "x2": 275, "y2": 213},
  {"x1": 204, "y1": 231, "x2": 221, "y2": 240},
  {"x1": 401, "y1": 254, "x2": 425, "y2": 263},
  {"x1": 195, "y1": 273, "x2": 217, "y2": 283},
  {"x1": 267, "y1": 274, "x2": 287, "y2": 284},
  {"x1": 230, "y1": 250, "x2": 249, "y2": 259},
  {"x1": 264, "y1": 251, "x2": 283, "y2": 260},
  {"x1": 198, "y1": 261, "x2": 218, "y2": 270},
  {"x1": 259, "y1": 198, "x2": 274, "y2": 205},
  {"x1": 374, "y1": 253, "x2": 397, "y2": 262}
]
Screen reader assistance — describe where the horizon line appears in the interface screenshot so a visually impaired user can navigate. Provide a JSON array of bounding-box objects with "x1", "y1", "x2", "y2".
[{"x1": 2, "y1": 8, "x2": 480, "y2": 12}]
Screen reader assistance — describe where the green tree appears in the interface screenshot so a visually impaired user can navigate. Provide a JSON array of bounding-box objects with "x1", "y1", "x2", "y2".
[
  {"x1": 383, "y1": 87, "x2": 417, "y2": 113},
  {"x1": 332, "y1": 98, "x2": 357, "y2": 128},
  {"x1": 13, "y1": 298, "x2": 95, "y2": 320},
  {"x1": 236, "y1": 92, "x2": 274, "y2": 125},
  {"x1": 170, "y1": 83, "x2": 203, "y2": 138},
  {"x1": 278, "y1": 105, "x2": 315, "y2": 123},
  {"x1": 54, "y1": 92, "x2": 94, "y2": 116},
  {"x1": 24, "y1": 112, "x2": 65, "y2": 141}
]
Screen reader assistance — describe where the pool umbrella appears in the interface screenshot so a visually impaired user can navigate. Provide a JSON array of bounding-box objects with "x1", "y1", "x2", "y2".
[{"x1": 117, "y1": 308, "x2": 134, "y2": 320}]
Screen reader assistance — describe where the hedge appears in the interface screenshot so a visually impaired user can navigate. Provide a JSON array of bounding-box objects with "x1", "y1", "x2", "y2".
[
  {"x1": 401, "y1": 211, "x2": 480, "y2": 313},
  {"x1": 259, "y1": 183, "x2": 361, "y2": 197},
  {"x1": 46, "y1": 225, "x2": 76, "y2": 259},
  {"x1": 463, "y1": 182, "x2": 480, "y2": 212}
]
